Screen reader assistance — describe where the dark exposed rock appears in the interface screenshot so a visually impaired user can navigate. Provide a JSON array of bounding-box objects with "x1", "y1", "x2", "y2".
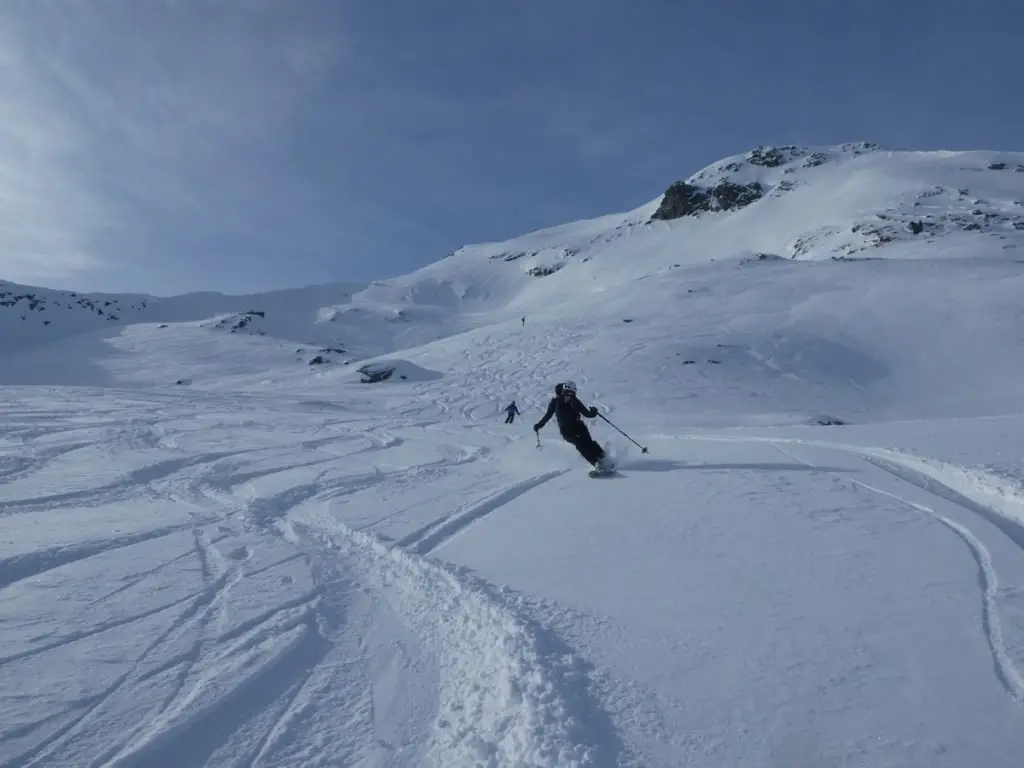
[
  {"x1": 740, "y1": 252, "x2": 785, "y2": 264},
  {"x1": 907, "y1": 220, "x2": 924, "y2": 235},
  {"x1": 710, "y1": 180, "x2": 764, "y2": 210},
  {"x1": 651, "y1": 179, "x2": 763, "y2": 221},
  {"x1": 814, "y1": 416, "x2": 847, "y2": 426},
  {"x1": 491, "y1": 251, "x2": 528, "y2": 262},
  {"x1": 987, "y1": 162, "x2": 1007, "y2": 170},
  {"x1": 720, "y1": 161, "x2": 744, "y2": 173},
  {"x1": 358, "y1": 364, "x2": 394, "y2": 383},
  {"x1": 841, "y1": 141, "x2": 879, "y2": 155},
  {"x1": 526, "y1": 264, "x2": 563, "y2": 277},
  {"x1": 747, "y1": 146, "x2": 786, "y2": 167},
  {"x1": 651, "y1": 182, "x2": 710, "y2": 220},
  {"x1": 851, "y1": 222, "x2": 895, "y2": 244},
  {"x1": 209, "y1": 310, "x2": 264, "y2": 333},
  {"x1": 309, "y1": 355, "x2": 326, "y2": 366}
]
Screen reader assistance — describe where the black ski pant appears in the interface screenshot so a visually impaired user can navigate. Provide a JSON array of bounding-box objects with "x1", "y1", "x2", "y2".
[
  {"x1": 560, "y1": 423, "x2": 604, "y2": 465},
  {"x1": 505, "y1": 413, "x2": 515, "y2": 423}
]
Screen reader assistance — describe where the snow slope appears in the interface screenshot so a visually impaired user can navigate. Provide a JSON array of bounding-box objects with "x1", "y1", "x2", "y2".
[{"x1": 2, "y1": 144, "x2": 1024, "y2": 766}]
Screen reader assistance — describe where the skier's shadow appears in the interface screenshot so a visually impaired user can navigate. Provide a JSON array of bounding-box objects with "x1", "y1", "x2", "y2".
[{"x1": 624, "y1": 459, "x2": 852, "y2": 473}]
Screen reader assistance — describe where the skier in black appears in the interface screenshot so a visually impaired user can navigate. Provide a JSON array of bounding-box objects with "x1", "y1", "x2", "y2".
[
  {"x1": 504, "y1": 401, "x2": 520, "y2": 424},
  {"x1": 533, "y1": 381, "x2": 607, "y2": 468}
]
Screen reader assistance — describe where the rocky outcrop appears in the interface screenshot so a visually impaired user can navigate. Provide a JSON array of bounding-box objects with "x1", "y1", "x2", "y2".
[
  {"x1": 812, "y1": 415, "x2": 847, "y2": 426},
  {"x1": 747, "y1": 146, "x2": 786, "y2": 168},
  {"x1": 848, "y1": 203, "x2": 1023, "y2": 250},
  {"x1": 786, "y1": 175, "x2": 1024, "y2": 259},
  {"x1": 526, "y1": 264, "x2": 564, "y2": 277},
  {"x1": 299, "y1": 346, "x2": 346, "y2": 367},
  {"x1": 739, "y1": 252, "x2": 785, "y2": 265},
  {"x1": 650, "y1": 180, "x2": 764, "y2": 221},
  {"x1": 650, "y1": 182, "x2": 708, "y2": 220},
  {"x1": 358, "y1": 363, "x2": 399, "y2": 383},
  {"x1": 711, "y1": 180, "x2": 764, "y2": 210},
  {"x1": 0, "y1": 287, "x2": 139, "y2": 321},
  {"x1": 207, "y1": 311, "x2": 266, "y2": 334},
  {"x1": 803, "y1": 152, "x2": 829, "y2": 168}
]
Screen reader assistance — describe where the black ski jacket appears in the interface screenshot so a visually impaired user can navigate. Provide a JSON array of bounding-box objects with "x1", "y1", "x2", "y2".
[{"x1": 534, "y1": 394, "x2": 598, "y2": 435}]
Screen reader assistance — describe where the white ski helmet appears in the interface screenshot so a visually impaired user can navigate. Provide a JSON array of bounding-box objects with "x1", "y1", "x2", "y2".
[{"x1": 562, "y1": 380, "x2": 577, "y2": 394}]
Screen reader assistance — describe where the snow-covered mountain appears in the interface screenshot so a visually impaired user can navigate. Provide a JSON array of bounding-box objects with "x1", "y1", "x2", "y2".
[
  {"x1": 3, "y1": 143, "x2": 1022, "y2": 419},
  {"x1": 3, "y1": 144, "x2": 1024, "y2": 767}
]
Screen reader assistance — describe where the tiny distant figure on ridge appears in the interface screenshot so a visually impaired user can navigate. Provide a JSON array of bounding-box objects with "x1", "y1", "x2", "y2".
[
  {"x1": 533, "y1": 381, "x2": 609, "y2": 471},
  {"x1": 504, "y1": 400, "x2": 520, "y2": 424},
  {"x1": 521, "y1": 316, "x2": 526, "y2": 326}
]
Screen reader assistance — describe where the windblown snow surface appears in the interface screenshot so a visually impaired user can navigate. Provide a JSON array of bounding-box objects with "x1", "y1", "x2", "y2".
[{"x1": 3, "y1": 145, "x2": 1024, "y2": 767}]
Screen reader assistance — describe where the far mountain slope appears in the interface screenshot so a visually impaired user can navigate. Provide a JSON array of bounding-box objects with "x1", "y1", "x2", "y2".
[{"x1": 2, "y1": 143, "x2": 1022, "y2": 423}]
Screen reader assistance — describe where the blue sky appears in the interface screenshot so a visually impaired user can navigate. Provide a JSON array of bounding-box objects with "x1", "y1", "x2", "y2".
[{"x1": 0, "y1": 0, "x2": 1020, "y2": 295}]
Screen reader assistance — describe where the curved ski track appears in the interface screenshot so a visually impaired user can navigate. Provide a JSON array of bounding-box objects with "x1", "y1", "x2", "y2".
[
  {"x1": 294, "y1": 513, "x2": 605, "y2": 768},
  {"x1": 15, "y1": 386, "x2": 1024, "y2": 763},
  {"x1": 0, "y1": 395, "x2": 612, "y2": 768},
  {"x1": 396, "y1": 470, "x2": 568, "y2": 555},
  {"x1": 682, "y1": 432, "x2": 1024, "y2": 705}
]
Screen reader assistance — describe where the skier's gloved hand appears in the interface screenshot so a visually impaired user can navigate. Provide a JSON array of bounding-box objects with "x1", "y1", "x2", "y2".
[{"x1": 533, "y1": 424, "x2": 541, "y2": 432}]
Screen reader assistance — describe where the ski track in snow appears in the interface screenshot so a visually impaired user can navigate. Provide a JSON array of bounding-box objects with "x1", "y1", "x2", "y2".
[
  {"x1": 7, "y1": 398, "x2": 1024, "y2": 764},
  {"x1": 683, "y1": 433, "x2": 1024, "y2": 705},
  {"x1": 0, "y1": 524, "x2": 198, "y2": 591},
  {"x1": 294, "y1": 512, "x2": 609, "y2": 768},
  {"x1": 848, "y1": 476, "x2": 1024, "y2": 702},
  {"x1": 0, "y1": 394, "x2": 618, "y2": 767},
  {"x1": 396, "y1": 470, "x2": 569, "y2": 555}
]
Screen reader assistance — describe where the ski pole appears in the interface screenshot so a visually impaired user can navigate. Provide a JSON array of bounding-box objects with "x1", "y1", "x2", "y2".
[
  {"x1": 535, "y1": 430, "x2": 542, "y2": 450},
  {"x1": 598, "y1": 413, "x2": 649, "y2": 453}
]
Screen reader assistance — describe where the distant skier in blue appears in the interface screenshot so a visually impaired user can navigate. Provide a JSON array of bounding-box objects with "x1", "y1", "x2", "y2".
[{"x1": 504, "y1": 400, "x2": 520, "y2": 424}]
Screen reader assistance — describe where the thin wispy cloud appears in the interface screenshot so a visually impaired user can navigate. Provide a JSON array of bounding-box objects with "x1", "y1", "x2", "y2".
[
  {"x1": 0, "y1": 0, "x2": 355, "y2": 293},
  {"x1": 0, "y1": 1, "x2": 1019, "y2": 295},
  {"x1": 0, "y1": 22, "x2": 109, "y2": 285}
]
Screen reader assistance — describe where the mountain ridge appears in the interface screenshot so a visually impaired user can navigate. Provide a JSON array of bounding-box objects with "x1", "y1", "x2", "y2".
[{"x1": 2, "y1": 142, "x2": 1022, "y2": 423}]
